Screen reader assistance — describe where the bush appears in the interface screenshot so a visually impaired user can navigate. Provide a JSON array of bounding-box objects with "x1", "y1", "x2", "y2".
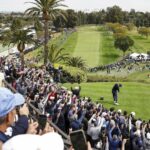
[{"x1": 62, "y1": 65, "x2": 87, "y2": 83}]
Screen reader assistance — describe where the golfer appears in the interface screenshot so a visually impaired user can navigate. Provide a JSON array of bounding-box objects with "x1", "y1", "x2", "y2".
[{"x1": 112, "y1": 83, "x2": 122, "y2": 105}]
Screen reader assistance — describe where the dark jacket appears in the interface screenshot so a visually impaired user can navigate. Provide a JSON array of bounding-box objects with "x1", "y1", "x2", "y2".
[
  {"x1": 0, "y1": 115, "x2": 28, "y2": 143},
  {"x1": 112, "y1": 84, "x2": 120, "y2": 93}
]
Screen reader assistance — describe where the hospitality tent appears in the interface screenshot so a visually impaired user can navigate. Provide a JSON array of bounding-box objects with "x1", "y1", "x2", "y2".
[
  {"x1": 129, "y1": 53, "x2": 140, "y2": 59},
  {"x1": 140, "y1": 53, "x2": 149, "y2": 59}
]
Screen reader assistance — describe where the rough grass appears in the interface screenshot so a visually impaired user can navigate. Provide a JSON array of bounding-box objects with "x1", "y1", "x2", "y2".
[
  {"x1": 63, "y1": 82, "x2": 150, "y2": 120},
  {"x1": 128, "y1": 30, "x2": 150, "y2": 53}
]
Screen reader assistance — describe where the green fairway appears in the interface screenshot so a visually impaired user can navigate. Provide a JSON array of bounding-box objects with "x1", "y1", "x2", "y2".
[
  {"x1": 62, "y1": 25, "x2": 122, "y2": 66},
  {"x1": 62, "y1": 25, "x2": 150, "y2": 66},
  {"x1": 73, "y1": 26, "x2": 100, "y2": 67},
  {"x1": 63, "y1": 82, "x2": 150, "y2": 120}
]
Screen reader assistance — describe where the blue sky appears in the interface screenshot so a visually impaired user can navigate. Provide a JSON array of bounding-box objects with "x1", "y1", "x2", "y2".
[{"x1": 0, "y1": 0, "x2": 150, "y2": 12}]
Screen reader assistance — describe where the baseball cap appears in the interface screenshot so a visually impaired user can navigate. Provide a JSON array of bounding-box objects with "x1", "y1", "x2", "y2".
[
  {"x1": 2, "y1": 132, "x2": 64, "y2": 150},
  {"x1": 147, "y1": 132, "x2": 150, "y2": 140},
  {"x1": 118, "y1": 109, "x2": 122, "y2": 113},
  {"x1": 0, "y1": 87, "x2": 25, "y2": 117},
  {"x1": 131, "y1": 112, "x2": 136, "y2": 116},
  {"x1": 75, "y1": 86, "x2": 79, "y2": 90}
]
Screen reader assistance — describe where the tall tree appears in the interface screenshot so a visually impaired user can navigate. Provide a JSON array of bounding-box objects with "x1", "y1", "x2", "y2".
[
  {"x1": 3, "y1": 29, "x2": 35, "y2": 69},
  {"x1": 106, "y1": 6, "x2": 123, "y2": 23},
  {"x1": 65, "y1": 9, "x2": 77, "y2": 28},
  {"x1": 10, "y1": 18, "x2": 23, "y2": 31},
  {"x1": 114, "y1": 36, "x2": 134, "y2": 56},
  {"x1": 25, "y1": 0, "x2": 67, "y2": 65},
  {"x1": 138, "y1": 27, "x2": 150, "y2": 38}
]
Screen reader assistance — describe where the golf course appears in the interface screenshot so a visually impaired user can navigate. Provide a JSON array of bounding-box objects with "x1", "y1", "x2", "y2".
[
  {"x1": 63, "y1": 82, "x2": 150, "y2": 120},
  {"x1": 62, "y1": 25, "x2": 150, "y2": 66},
  {"x1": 60, "y1": 25, "x2": 150, "y2": 120},
  {"x1": 26, "y1": 25, "x2": 150, "y2": 120}
]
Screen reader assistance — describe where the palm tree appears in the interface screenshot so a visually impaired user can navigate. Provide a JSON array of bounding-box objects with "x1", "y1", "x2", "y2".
[
  {"x1": 65, "y1": 56, "x2": 87, "y2": 70},
  {"x1": 3, "y1": 29, "x2": 35, "y2": 69},
  {"x1": 48, "y1": 44, "x2": 68, "y2": 64},
  {"x1": 25, "y1": 0, "x2": 67, "y2": 65}
]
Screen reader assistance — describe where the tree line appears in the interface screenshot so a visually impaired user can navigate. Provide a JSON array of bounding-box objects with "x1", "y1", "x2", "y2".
[{"x1": 53, "y1": 6, "x2": 150, "y2": 28}]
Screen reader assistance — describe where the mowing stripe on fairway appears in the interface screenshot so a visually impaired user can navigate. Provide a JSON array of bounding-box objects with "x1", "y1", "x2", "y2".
[
  {"x1": 98, "y1": 32, "x2": 103, "y2": 65},
  {"x1": 73, "y1": 26, "x2": 100, "y2": 67}
]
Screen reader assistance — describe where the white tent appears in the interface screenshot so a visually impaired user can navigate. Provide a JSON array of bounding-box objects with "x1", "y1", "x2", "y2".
[
  {"x1": 130, "y1": 53, "x2": 140, "y2": 59},
  {"x1": 140, "y1": 53, "x2": 148, "y2": 59}
]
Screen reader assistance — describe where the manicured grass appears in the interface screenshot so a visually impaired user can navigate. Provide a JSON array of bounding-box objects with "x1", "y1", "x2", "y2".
[
  {"x1": 61, "y1": 26, "x2": 150, "y2": 66},
  {"x1": 73, "y1": 26, "x2": 100, "y2": 67},
  {"x1": 63, "y1": 82, "x2": 150, "y2": 120},
  {"x1": 62, "y1": 32, "x2": 78, "y2": 55},
  {"x1": 101, "y1": 32, "x2": 122, "y2": 64},
  {"x1": 128, "y1": 30, "x2": 150, "y2": 53},
  {"x1": 61, "y1": 25, "x2": 123, "y2": 66}
]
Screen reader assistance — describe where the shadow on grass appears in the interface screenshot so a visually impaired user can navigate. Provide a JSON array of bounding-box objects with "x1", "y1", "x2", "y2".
[{"x1": 102, "y1": 54, "x2": 120, "y2": 59}]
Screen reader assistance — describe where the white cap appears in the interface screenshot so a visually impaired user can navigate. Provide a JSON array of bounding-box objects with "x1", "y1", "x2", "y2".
[
  {"x1": 131, "y1": 112, "x2": 136, "y2": 116},
  {"x1": 75, "y1": 86, "x2": 79, "y2": 90},
  {"x1": 4, "y1": 66, "x2": 8, "y2": 70},
  {"x1": 147, "y1": 132, "x2": 150, "y2": 140},
  {"x1": 67, "y1": 91, "x2": 72, "y2": 95},
  {"x1": 118, "y1": 109, "x2": 122, "y2": 113},
  {"x1": 2, "y1": 132, "x2": 64, "y2": 150}
]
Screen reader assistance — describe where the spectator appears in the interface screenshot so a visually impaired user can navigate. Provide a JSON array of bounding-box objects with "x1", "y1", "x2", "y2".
[
  {"x1": 142, "y1": 123, "x2": 150, "y2": 150},
  {"x1": 71, "y1": 86, "x2": 81, "y2": 98},
  {"x1": 0, "y1": 87, "x2": 25, "y2": 147}
]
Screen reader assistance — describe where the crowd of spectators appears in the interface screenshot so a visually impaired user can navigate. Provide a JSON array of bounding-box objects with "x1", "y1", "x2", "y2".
[
  {"x1": 89, "y1": 56, "x2": 150, "y2": 74},
  {"x1": 0, "y1": 56, "x2": 150, "y2": 150}
]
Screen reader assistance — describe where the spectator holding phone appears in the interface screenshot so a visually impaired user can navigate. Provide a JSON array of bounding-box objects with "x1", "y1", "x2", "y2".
[
  {"x1": 0, "y1": 87, "x2": 39, "y2": 149},
  {"x1": 0, "y1": 87, "x2": 26, "y2": 147},
  {"x1": 108, "y1": 122, "x2": 122, "y2": 150}
]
